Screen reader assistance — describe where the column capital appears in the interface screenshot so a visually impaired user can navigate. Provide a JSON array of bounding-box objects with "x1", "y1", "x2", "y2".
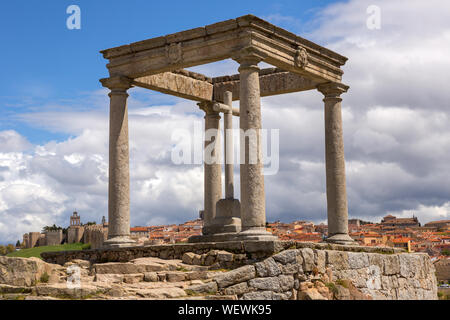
[
  {"x1": 100, "y1": 76, "x2": 134, "y2": 93},
  {"x1": 198, "y1": 101, "x2": 221, "y2": 117},
  {"x1": 232, "y1": 47, "x2": 267, "y2": 71},
  {"x1": 317, "y1": 82, "x2": 349, "y2": 101}
]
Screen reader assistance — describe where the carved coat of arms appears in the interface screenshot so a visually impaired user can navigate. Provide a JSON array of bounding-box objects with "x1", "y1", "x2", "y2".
[
  {"x1": 165, "y1": 43, "x2": 182, "y2": 64},
  {"x1": 295, "y1": 45, "x2": 308, "y2": 69}
]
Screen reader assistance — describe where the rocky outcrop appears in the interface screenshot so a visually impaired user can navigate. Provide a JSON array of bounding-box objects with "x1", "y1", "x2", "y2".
[
  {"x1": 211, "y1": 249, "x2": 437, "y2": 300},
  {"x1": 0, "y1": 256, "x2": 64, "y2": 287},
  {"x1": 0, "y1": 247, "x2": 438, "y2": 300}
]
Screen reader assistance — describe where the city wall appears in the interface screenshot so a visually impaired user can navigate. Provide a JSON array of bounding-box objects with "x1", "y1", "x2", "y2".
[
  {"x1": 83, "y1": 225, "x2": 108, "y2": 249},
  {"x1": 45, "y1": 230, "x2": 63, "y2": 246},
  {"x1": 68, "y1": 226, "x2": 85, "y2": 244}
]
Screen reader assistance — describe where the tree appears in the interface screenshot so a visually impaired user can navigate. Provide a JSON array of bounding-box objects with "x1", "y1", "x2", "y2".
[
  {"x1": 15, "y1": 240, "x2": 21, "y2": 248},
  {"x1": 42, "y1": 224, "x2": 62, "y2": 233},
  {"x1": 6, "y1": 244, "x2": 15, "y2": 254},
  {"x1": 0, "y1": 246, "x2": 6, "y2": 256}
]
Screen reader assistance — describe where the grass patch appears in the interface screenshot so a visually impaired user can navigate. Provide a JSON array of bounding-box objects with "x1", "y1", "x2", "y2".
[
  {"x1": 325, "y1": 282, "x2": 338, "y2": 295},
  {"x1": 6, "y1": 243, "x2": 85, "y2": 259},
  {"x1": 335, "y1": 279, "x2": 348, "y2": 288},
  {"x1": 185, "y1": 289, "x2": 200, "y2": 296},
  {"x1": 208, "y1": 268, "x2": 230, "y2": 272},
  {"x1": 39, "y1": 272, "x2": 49, "y2": 283},
  {"x1": 176, "y1": 266, "x2": 190, "y2": 272}
]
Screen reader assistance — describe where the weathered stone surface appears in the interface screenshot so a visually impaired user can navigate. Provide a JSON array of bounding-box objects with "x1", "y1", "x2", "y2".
[
  {"x1": 214, "y1": 265, "x2": 256, "y2": 288},
  {"x1": 280, "y1": 262, "x2": 300, "y2": 275},
  {"x1": 248, "y1": 277, "x2": 281, "y2": 292},
  {"x1": 135, "y1": 287, "x2": 187, "y2": 299},
  {"x1": 123, "y1": 274, "x2": 144, "y2": 284},
  {"x1": 278, "y1": 275, "x2": 295, "y2": 291},
  {"x1": 399, "y1": 254, "x2": 417, "y2": 278},
  {"x1": 347, "y1": 252, "x2": 369, "y2": 269},
  {"x1": 326, "y1": 250, "x2": 349, "y2": 270},
  {"x1": 94, "y1": 262, "x2": 144, "y2": 274},
  {"x1": 66, "y1": 259, "x2": 90, "y2": 269},
  {"x1": 186, "y1": 281, "x2": 218, "y2": 295},
  {"x1": 95, "y1": 273, "x2": 124, "y2": 283},
  {"x1": 272, "y1": 249, "x2": 298, "y2": 264},
  {"x1": 186, "y1": 271, "x2": 209, "y2": 281},
  {"x1": 216, "y1": 251, "x2": 234, "y2": 263},
  {"x1": 300, "y1": 248, "x2": 315, "y2": 271},
  {"x1": 182, "y1": 252, "x2": 196, "y2": 265},
  {"x1": 366, "y1": 265, "x2": 382, "y2": 290},
  {"x1": 255, "y1": 257, "x2": 282, "y2": 277},
  {"x1": 315, "y1": 250, "x2": 326, "y2": 274},
  {"x1": 0, "y1": 256, "x2": 63, "y2": 287},
  {"x1": 298, "y1": 288, "x2": 327, "y2": 300},
  {"x1": 35, "y1": 283, "x2": 101, "y2": 299},
  {"x1": 223, "y1": 282, "x2": 250, "y2": 296},
  {"x1": 273, "y1": 292, "x2": 291, "y2": 300},
  {"x1": 241, "y1": 291, "x2": 273, "y2": 300},
  {"x1": 143, "y1": 272, "x2": 159, "y2": 282},
  {"x1": 134, "y1": 72, "x2": 213, "y2": 102},
  {"x1": 383, "y1": 255, "x2": 400, "y2": 275},
  {"x1": 8, "y1": 245, "x2": 436, "y2": 300},
  {"x1": 166, "y1": 272, "x2": 187, "y2": 282}
]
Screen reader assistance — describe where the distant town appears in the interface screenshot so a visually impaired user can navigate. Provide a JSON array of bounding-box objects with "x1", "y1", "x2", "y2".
[{"x1": 11, "y1": 212, "x2": 449, "y2": 262}]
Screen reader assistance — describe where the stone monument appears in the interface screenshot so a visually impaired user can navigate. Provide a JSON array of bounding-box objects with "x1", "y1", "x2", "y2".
[{"x1": 99, "y1": 15, "x2": 354, "y2": 246}]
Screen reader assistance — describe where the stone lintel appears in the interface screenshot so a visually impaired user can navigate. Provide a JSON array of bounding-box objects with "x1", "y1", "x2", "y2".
[
  {"x1": 214, "y1": 69, "x2": 319, "y2": 102},
  {"x1": 133, "y1": 72, "x2": 213, "y2": 102},
  {"x1": 100, "y1": 15, "x2": 347, "y2": 83},
  {"x1": 132, "y1": 68, "x2": 320, "y2": 103}
]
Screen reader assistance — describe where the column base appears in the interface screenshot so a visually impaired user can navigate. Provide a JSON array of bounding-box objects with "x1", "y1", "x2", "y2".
[
  {"x1": 203, "y1": 221, "x2": 241, "y2": 235},
  {"x1": 324, "y1": 233, "x2": 356, "y2": 245},
  {"x1": 103, "y1": 236, "x2": 136, "y2": 248},
  {"x1": 236, "y1": 227, "x2": 278, "y2": 241}
]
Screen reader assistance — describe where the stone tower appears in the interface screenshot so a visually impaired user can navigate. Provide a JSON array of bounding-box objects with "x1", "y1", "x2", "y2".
[
  {"x1": 68, "y1": 211, "x2": 84, "y2": 244},
  {"x1": 70, "y1": 211, "x2": 81, "y2": 226}
]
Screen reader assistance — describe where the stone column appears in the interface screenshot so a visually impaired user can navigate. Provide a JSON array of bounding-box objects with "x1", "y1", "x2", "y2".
[
  {"x1": 318, "y1": 82, "x2": 354, "y2": 245},
  {"x1": 223, "y1": 91, "x2": 234, "y2": 199},
  {"x1": 208, "y1": 91, "x2": 241, "y2": 237},
  {"x1": 100, "y1": 76, "x2": 136, "y2": 248},
  {"x1": 234, "y1": 51, "x2": 276, "y2": 240},
  {"x1": 198, "y1": 102, "x2": 222, "y2": 235}
]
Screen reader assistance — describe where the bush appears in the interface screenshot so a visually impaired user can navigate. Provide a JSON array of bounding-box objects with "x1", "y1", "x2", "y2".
[
  {"x1": 6, "y1": 244, "x2": 15, "y2": 254},
  {"x1": 81, "y1": 243, "x2": 91, "y2": 250}
]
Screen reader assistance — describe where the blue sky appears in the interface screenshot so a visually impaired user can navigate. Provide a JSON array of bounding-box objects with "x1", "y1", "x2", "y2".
[
  {"x1": 0, "y1": 0, "x2": 336, "y2": 144},
  {"x1": 0, "y1": 0, "x2": 449, "y2": 244}
]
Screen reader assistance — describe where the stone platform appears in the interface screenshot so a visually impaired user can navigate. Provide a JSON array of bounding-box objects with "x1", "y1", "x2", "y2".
[
  {"x1": 34, "y1": 241, "x2": 439, "y2": 300},
  {"x1": 41, "y1": 240, "x2": 403, "y2": 266}
]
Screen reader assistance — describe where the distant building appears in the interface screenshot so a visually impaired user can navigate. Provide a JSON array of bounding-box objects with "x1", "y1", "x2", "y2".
[
  {"x1": 381, "y1": 215, "x2": 420, "y2": 227},
  {"x1": 130, "y1": 227, "x2": 150, "y2": 238},
  {"x1": 424, "y1": 220, "x2": 450, "y2": 230},
  {"x1": 70, "y1": 211, "x2": 81, "y2": 226},
  {"x1": 68, "y1": 211, "x2": 84, "y2": 244}
]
